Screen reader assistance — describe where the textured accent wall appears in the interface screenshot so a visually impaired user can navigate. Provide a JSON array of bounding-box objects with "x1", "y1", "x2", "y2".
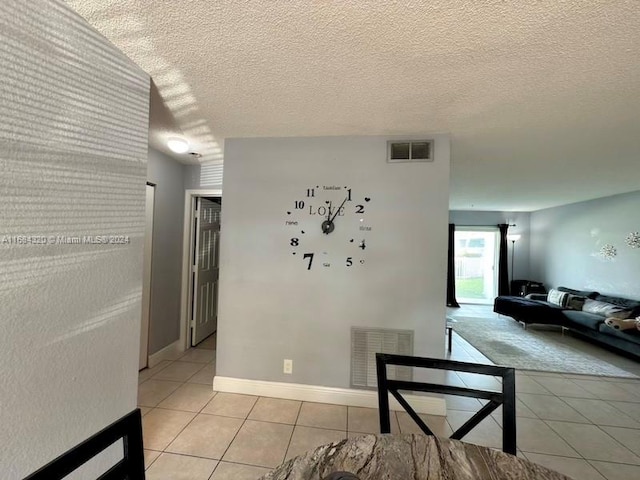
[
  {"x1": 0, "y1": 1, "x2": 149, "y2": 477},
  {"x1": 183, "y1": 163, "x2": 224, "y2": 190},
  {"x1": 199, "y1": 161, "x2": 224, "y2": 188}
]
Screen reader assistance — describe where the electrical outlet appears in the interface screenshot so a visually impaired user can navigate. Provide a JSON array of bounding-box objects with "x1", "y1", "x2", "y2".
[{"x1": 283, "y1": 359, "x2": 293, "y2": 374}]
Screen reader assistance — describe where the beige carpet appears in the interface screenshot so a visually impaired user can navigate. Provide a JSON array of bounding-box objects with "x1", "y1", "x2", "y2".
[{"x1": 451, "y1": 315, "x2": 638, "y2": 378}]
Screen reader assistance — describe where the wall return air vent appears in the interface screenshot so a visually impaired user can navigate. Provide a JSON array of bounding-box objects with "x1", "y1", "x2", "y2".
[
  {"x1": 351, "y1": 327, "x2": 414, "y2": 389},
  {"x1": 387, "y1": 140, "x2": 433, "y2": 163}
]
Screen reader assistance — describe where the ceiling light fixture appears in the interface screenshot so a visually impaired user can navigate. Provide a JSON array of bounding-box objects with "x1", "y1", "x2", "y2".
[{"x1": 167, "y1": 137, "x2": 189, "y2": 154}]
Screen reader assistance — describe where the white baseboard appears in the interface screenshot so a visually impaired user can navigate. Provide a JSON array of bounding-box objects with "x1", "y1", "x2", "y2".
[
  {"x1": 213, "y1": 376, "x2": 446, "y2": 416},
  {"x1": 148, "y1": 340, "x2": 184, "y2": 368}
]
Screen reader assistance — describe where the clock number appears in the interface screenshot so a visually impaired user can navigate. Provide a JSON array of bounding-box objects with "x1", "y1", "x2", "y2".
[
  {"x1": 295, "y1": 200, "x2": 305, "y2": 209},
  {"x1": 306, "y1": 188, "x2": 315, "y2": 197},
  {"x1": 346, "y1": 257, "x2": 353, "y2": 267},
  {"x1": 347, "y1": 188, "x2": 352, "y2": 201},
  {"x1": 355, "y1": 204, "x2": 365, "y2": 213},
  {"x1": 303, "y1": 252, "x2": 314, "y2": 270},
  {"x1": 290, "y1": 238, "x2": 299, "y2": 246}
]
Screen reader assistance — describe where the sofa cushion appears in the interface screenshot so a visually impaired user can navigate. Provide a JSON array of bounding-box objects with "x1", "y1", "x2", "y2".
[
  {"x1": 547, "y1": 289, "x2": 569, "y2": 307},
  {"x1": 582, "y1": 299, "x2": 633, "y2": 319},
  {"x1": 494, "y1": 296, "x2": 566, "y2": 325},
  {"x1": 558, "y1": 287, "x2": 599, "y2": 299},
  {"x1": 598, "y1": 322, "x2": 640, "y2": 346},
  {"x1": 563, "y1": 310, "x2": 606, "y2": 330}
]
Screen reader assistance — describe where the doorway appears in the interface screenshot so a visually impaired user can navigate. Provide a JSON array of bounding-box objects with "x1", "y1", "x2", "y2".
[
  {"x1": 180, "y1": 189, "x2": 223, "y2": 351},
  {"x1": 190, "y1": 197, "x2": 221, "y2": 345},
  {"x1": 454, "y1": 228, "x2": 499, "y2": 305},
  {"x1": 140, "y1": 183, "x2": 155, "y2": 370}
]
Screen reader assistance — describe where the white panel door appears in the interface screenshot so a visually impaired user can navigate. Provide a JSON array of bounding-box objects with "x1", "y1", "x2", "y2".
[{"x1": 192, "y1": 198, "x2": 221, "y2": 345}]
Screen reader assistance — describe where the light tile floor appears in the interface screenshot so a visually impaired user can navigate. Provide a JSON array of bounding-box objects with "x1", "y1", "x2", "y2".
[{"x1": 139, "y1": 308, "x2": 640, "y2": 480}]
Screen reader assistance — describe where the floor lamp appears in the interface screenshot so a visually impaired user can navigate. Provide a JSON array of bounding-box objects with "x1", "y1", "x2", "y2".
[{"x1": 507, "y1": 234, "x2": 521, "y2": 290}]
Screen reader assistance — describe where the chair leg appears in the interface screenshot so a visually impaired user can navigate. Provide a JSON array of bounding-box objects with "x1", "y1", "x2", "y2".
[
  {"x1": 376, "y1": 355, "x2": 391, "y2": 433},
  {"x1": 502, "y1": 368, "x2": 517, "y2": 455}
]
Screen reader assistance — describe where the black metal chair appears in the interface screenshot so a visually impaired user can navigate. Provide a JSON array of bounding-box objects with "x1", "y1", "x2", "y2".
[
  {"x1": 24, "y1": 409, "x2": 145, "y2": 480},
  {"x1": 376, "y1": 353, "x2": 516, "y2": 455}
]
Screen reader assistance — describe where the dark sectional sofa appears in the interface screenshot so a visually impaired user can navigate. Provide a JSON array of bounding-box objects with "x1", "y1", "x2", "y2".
[{"x1": 494, "y1": 287, "x2": 640, "y2": 359}]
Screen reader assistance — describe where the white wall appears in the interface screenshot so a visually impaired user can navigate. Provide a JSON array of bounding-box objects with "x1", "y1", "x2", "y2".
[
  {"x1": 216, "y1": 135, "x2": 450, "y2": 389},
  {"x1": 530, "y1": 190, "x2": 640, "y2": 299},
  {"x1": 0, "y1": 1, "x2": 149, "y2": 477},
  {"x1": 147, "y1": 148, "x2": 186, "y2": 354},
  {"x1": 449, "y1": 211, "x2": 532, "y2": 281}
]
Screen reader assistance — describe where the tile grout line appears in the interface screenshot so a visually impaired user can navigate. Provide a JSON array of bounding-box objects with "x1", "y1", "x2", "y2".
[
  {"x1": 209, "y1": 393, "x2": 261, "y2": 472},
  {"x1": 282, "y1": 400, "x2": 304, "y2": 462},
  {"x1": 138, "y1": 359, "x2": 175, "y2": 386},
  {"x1": 555, "y1": 394, "x2": 640, "y2": 427},
  {"x1": 517, "y1": 394, "x2": 589, "y2": 425},
  {"x1": 540, "y1": 417, "x2": 640, "y2": 465},
  {"x1": 188, "y1": 350, "x2": 230, "y2": 480},
  {"x1": 143, "y1": 352, "x2": 218, "y2": 469},
  {"x1": 521, "y1": 449, "x2": 640, "y2": 467}
]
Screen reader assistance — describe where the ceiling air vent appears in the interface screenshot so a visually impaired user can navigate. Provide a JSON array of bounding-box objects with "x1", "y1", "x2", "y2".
[{"x1": 387, "y1": 140, "x2": 433, "y2": 163}]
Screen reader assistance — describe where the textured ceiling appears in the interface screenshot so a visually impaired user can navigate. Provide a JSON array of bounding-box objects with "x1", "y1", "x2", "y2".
[{"x1": 67, "y1": 0, "x2": 640, "y2": 211}]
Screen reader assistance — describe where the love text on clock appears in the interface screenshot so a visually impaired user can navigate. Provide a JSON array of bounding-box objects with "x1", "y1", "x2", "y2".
[{"x1": 308, "y1": 205, "x2": 345, "y2": 217}]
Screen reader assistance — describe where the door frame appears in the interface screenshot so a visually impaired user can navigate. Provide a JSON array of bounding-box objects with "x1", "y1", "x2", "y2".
[{"x1": 179, "y1": 188, "x2": 223, "y2": 352}]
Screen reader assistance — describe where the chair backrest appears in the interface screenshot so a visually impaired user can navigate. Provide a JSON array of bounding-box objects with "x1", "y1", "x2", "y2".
[
  {"x1": 376, "y1": 353, "x2": 516, "y2": 455},
  {"x1": 24, "y1": 409, "x2": 145, "y2": 480}
]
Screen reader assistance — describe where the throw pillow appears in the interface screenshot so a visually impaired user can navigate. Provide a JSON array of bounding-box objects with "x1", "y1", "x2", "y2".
[
  {"x1": 547, "y1": 289, "x2": 569, "y2": 307},
  {"x1": 582, "y1": 299, "x2": 632, "y2": 319},
  {"x1": 558, "y1": 287, "x2": 599, "y2": 299},
  {"x1": 604, "y1": 317, "x2": 639, "y2": 331},
  {"x1": 566, "y1": 294, "x2": 587, "y2": 310}
]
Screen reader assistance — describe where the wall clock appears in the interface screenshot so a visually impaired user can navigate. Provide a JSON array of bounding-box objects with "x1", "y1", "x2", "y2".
[{"x1": 285, "y1": 185, "x2": 371, "y2": 270}]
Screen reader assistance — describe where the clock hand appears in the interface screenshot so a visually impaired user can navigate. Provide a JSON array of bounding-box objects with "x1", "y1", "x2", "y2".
[
  {"x1": 321, "y1": 202, "x2": 334, "y2": 234},
  {"x1": 329, "y1": 196, "x2": 349, "y2": 224}
]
